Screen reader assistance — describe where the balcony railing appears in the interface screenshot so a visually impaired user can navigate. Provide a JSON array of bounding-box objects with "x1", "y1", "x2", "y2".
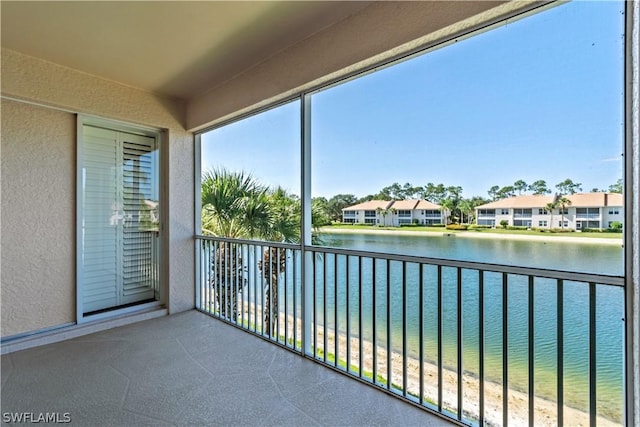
[
  {"x1": 576, "y1": 214, "x2": 601, "y2": 220},
  {"x1": 513, "y1": 214, "x2": 532, "y2": 219},
  {"x1": 195, "y1": 235, "x2": 625, "y2": 426}
]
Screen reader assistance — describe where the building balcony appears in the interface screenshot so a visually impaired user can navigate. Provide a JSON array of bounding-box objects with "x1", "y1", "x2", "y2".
[
  {"x1": 1, "y1": 311, "x2": 442, "y2": 426},
  {"x1": 576, "y1": 214, "x2": 601, "y2": 220},
  {"x1": 195, "y1": 236, "x2": 626, "y2": 426},
  {"x1": 513, "y1": 214, "x2": 532, "y2": 219}
]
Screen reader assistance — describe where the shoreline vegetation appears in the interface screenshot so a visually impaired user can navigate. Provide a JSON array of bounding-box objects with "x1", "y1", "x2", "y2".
[
  {"x1": 224, "y1": 305, "x2": 621, "y2": 427},
  {"x1": 318, "y1": 226, "x2": 623, "y2": 246}
]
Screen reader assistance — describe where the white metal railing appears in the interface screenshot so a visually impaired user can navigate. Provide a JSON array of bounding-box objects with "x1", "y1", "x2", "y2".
[
  {"x1": 195, "y1": 235, "x2": 625, "y2": 427},
  {"x1": 576, "y1": 214, "x2": 601, "y2": 219}
]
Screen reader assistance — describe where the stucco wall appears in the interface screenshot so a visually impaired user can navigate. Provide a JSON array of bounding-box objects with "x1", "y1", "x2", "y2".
[
  {"x1": 1, "y1": 49, "x2": 194, "y2": 337},
  {"x1": 1, "y1": 100, "x2": 76, "y2": 336}
]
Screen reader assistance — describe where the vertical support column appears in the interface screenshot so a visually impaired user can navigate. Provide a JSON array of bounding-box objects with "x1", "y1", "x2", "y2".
[
  {"x1": 194, "y1": 134, "x2": 202, "y2": 310},
  {"x1": 301, "y1": 94, "x2": 313, "y2": 355},
  {"x1": 625, "y1": 2, "x2": 640, "y2": 426}
]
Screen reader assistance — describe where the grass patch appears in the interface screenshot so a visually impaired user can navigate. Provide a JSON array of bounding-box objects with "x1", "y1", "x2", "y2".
[{"x1": 322, "y1": 224, "x2": 622, "y2": 239}]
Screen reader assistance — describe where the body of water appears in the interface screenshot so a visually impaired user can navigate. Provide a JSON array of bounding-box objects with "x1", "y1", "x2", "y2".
[{"x1": 308, "y1": 232, "x2": 625, "y2": 422}]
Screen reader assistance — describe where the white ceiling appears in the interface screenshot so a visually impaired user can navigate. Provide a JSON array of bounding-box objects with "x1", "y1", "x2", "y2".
[{"x1": 1, "y1": 1, "x2": 371, "y2": 100}]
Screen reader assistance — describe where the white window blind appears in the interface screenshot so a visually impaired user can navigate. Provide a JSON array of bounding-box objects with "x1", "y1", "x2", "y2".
[{"x1": 81, "y1": 125, "x2": 159, "y2": 314}]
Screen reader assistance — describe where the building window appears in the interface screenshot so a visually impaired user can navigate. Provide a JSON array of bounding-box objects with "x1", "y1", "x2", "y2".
[
  {"x1": 500, "y1": 209, "x2": 509, "y2": 215},
  {"x1": 538, "y1": 220, "x2": 548, "y2": 227},
  {"x1": 538, "y1": 209, "x2": 548, "y2": 215}
]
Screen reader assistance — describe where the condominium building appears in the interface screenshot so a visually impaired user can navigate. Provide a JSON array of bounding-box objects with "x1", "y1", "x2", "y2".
[
  {"x1": 475, "y1": 193, "x2": 623, "y2": 230},
  {"x1": 342, "y1": 199, "x2": 445, "y2": 226}
]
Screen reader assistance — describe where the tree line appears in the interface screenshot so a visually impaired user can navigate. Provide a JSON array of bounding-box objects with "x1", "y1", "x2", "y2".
[{"x1": 315, "y1": 178, "x2": 623, "y2": 224}]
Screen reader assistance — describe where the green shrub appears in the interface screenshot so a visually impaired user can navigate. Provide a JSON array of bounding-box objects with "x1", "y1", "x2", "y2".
[
  {"x1": 549, "y1": 228, "x2": 575, "y2": 233},
  {"x1": 428, "y1": 224, "x2": 446, "y2": 228},
  {"x1": 499, "y1": 219, "x2": 509, "y2": 229},
  {"x1": 506, "y1": 226, "x2": 528, "y2": 230},
  {"x1": 469, "y1": 224, "x2": 491, "y2": 230},
  {"x1": 609, "y1": 221, "x2": 623, "y2": 230},
  {"x1": 446, "y1": 224, "x2": 468, "y2": 230},
  {"x1": 583, "y1": 227, "x2": 622, "y2": 233}
]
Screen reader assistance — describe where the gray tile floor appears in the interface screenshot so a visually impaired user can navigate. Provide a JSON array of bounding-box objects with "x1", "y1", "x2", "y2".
[{"x1": 1, "y1": 310, "x2": 452, "y2": 426}]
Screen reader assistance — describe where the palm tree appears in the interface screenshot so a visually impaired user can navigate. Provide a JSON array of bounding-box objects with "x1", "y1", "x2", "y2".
[
  {"x1": 458, "y1": 199, "x2": 474, "y2": 224},
  {"x1": 201, "y1": 168, "x2": 271, "y2": 238},
  {"x1": 261, "y1": 187, "x2": 300, "y2": 336},
  {"x1": 545, "y1": 202, "x2": 556, "y2": 230},
  {"x1": 201, "y1": 169, "x2": 273, "y2": 319},
  {"x1": 556, "y1": 196, "x2": 572, "y2": 230},
  {"x1": 201, "y1": 169, "x2": 300, "y2": 333}
]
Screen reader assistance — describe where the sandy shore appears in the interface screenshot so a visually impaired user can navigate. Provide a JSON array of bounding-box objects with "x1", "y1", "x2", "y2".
[
  {"x1": 226, "y1": 303, "x2": 621, "y2": 427},
  {"x1": 318, "y1": 227, "x2": 623, "y2": 246}
]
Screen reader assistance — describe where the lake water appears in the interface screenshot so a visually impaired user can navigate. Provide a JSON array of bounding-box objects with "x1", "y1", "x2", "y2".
[{"x1": 311, "y1": 232, "x2": 625, "y2": 422}]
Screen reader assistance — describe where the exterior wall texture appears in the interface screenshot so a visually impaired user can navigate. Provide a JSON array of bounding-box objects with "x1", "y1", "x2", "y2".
[
  {"x1": 1, "y1": 100, "x2": 76, "y2": 336},
  {"x1": 1, "y1": 49, "x2": 195, "y2": 337}
]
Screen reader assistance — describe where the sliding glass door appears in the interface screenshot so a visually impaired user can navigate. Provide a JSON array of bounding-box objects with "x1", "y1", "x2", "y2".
[{"x1": 79, "y1": 121, "x2": 160, "y2": 317}]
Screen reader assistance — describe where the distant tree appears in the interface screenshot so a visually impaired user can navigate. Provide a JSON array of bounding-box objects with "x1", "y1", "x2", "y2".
[
  {"x1": 422, "y1": 182, "x2": 447, "y2": 204},
  {"x1": 555, "y1": 178, "x2": 582, "y2": 195},
  {"x1": 513, "y1": 179, "x2": 528, "y2": 195},
  {"x1": 496, "y1": 186, "x2": 516, "y2": 200},
  {"x1": 458, "y1": 199, "x2": 474, "y2": 224},
  {"x1": 529, "y1": 180, "x2": 551, "y2": 195},
  {"x1": 401, "y1": 182, "x2": 421, "y2": 199},
  {"x1": 464, "y1": 196, "x2": 488, "y2": 223},
  {"x1": 591, "y1": 187, "x2": 603, "y2": 193},
  {"x1": 488, "y1": 185, "x2": 500, "y2": 201},
  {"x1": 444, "y1": 186, "x2": 464, "y2": 222},
  {"x1": 327, "y1": 194, "x2": 357, "y2": 222},
  {"x1": 358, "y1": 194, "x2": 377, "y2": 203},
  {"x1": 311, "y1": 197, "x2": 331, "y2": 226},
  {"x1": 379, "y1": 183, "x2": 402, "y2": 200},
  {"x1": 608, "y1": 178, "x2": 623, "y2": 193}
]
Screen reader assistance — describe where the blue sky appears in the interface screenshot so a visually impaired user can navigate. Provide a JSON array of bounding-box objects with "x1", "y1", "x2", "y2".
[{"x1": 202, "y1": 1, "x2": 625, "y2": 200}]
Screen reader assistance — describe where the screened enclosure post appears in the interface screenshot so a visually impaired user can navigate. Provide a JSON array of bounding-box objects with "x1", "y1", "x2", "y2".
[
  {"x1": 194, "y1": 134, "x2": 202, "y2": 310},
  {"x1": 624, "y1": 2, "x2": 640, "y2": 426},
  {"x1": 301, "y1": 93, "x2": 313, "y2": 356}
]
